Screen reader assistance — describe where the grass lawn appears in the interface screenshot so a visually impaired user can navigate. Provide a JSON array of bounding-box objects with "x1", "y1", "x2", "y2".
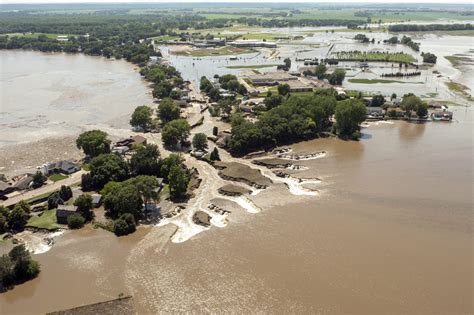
[
  {"x1": 175, "y1": 46, "x2": 256, "y2": 57},
  {"x1": 226, "y1": 64, "x2": 280, "y2": 69},
  {"x1": 348, "y1": 78, "x2": 423, "y2": 84},
  {"x1": 333, "y1": 51, "x2": 416, "y2": 63},
  {"x1": 445, "y1": 55, "x2": 473, "y2": 68},
  {"x1": 26, "y1": 210, "x2": 62, "y2": 230},
  {"x1": 48, "y1": 173, "x2": 68, "y2": 182},
  {"x1": 235, "y1": 33, "x2": 284, "y2": 41}
]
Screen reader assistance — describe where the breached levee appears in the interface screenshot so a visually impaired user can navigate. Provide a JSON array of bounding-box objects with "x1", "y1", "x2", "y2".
[
  {"x1": 276, "y1": 151, "x2": 326, "y2": 161},
  {"x1": 252, "y1": 158, "x2": 308, "y2": 170},
  {"x1": 13, "y1": 230, "x2": 64, "y2": 254},
  {"x1": 214, "y1": 161, "x2": 272, "y2": 189}
]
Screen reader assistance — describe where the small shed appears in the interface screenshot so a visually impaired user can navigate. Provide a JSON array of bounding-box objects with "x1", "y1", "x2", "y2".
[
  {"x1": 56, "y1": 205, "x2": 78, "y2": 224},
  {"x1": 91, "y1": 194, "x2": 102, "y2": 208}
]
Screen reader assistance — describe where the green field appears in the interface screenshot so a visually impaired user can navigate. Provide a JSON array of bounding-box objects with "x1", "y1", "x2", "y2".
[
  {"x1": 7, "y1": 32, "x2": 68, "y2": 39},
  {"x1": 348, "y1": 78, "x2": 422, "y2": 84},
  {"x1": 26, "y1": 210, "x2": 62, "y2": 230},
  {"x1": 226, "y1": 64, "x2": 280, "y2": 69},
  {"x1": 48, "y1": 173, "x2": 68, "y2": 182},
  {"x1": 333, "y1": 51, "x2": 416, "y2": 63},
  {"x1": 174, "y1": 46, "x2": 256, "y2": 57}
]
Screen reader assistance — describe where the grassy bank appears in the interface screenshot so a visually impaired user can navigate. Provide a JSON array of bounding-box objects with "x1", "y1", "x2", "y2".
[
  {"x1": 48, "y1": 173, "x2": 68, "y2": 182},
  {"x1": 26, "y1": 209, "x2": 62, "y2": 230}
]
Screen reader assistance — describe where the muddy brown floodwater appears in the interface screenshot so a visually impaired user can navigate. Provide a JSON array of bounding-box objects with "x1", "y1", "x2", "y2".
[{"x1": 1, "y1": 106, "x2": 472, "y2": 314}]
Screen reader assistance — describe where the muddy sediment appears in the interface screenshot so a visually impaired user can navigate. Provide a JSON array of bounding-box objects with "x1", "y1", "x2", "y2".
[
  {"x1": 214, "y1": 161, "x2": 272, "y2": 188},
  {"x1": 218, "y1": 184, "x2": 251, "y2": 196}
]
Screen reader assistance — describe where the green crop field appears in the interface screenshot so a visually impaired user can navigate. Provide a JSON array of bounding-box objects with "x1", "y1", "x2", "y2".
[
  {"x1": 348, "y1": 78, "x2": 423, "y2": 84},
  {"x1": 333, "y1": 51, "x2": 416, "y2": 63}
]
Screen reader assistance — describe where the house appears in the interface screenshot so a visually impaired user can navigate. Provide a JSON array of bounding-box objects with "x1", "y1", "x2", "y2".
[
  {"x1": 45, "y1": 160, "x2": 81, "y2": 175},
  {"x1": 431, "y1": 110, "x2": 453, "y2": 121},
  {"x1": 366, "y1": 107, "x2": 384, "y2": 118},
  {"x1": 91, "y1": 194, "x2": 102, "y2": 208},
  {"x1": 11, "y1": 174, "x2": 34, "y2": 191},
  {"x1": 112, "y1": 145, "x2": 130, "y2": 155},
  {"x1": 56, "y1": 205, "x2": 78, "y2": 224},
  {"x1": 247, "y1": 72, "x2": 297, "y2": 86},
  {"x1": 428, "y1": 101, "x2": 443, "y2": 109},
  {"x1": 286, "y1": 80, "x2": 313, "y2": 93}
]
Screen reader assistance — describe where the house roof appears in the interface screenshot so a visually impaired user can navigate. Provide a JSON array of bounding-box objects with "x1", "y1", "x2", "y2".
[
  {"x1": 131, "y1": 135, "x2": 146, "y2": 145},
  {"x1": 57, "y1": 205, "x2": 77, "y2": 212},
  {"x1": 91, "y1": 194, "x2": 102, "y2": 204},
  {"x1": 12, "y1": 175, "x2": 33, "y2": 190}
]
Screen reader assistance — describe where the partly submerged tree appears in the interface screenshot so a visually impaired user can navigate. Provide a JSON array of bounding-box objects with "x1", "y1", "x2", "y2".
[{"x1": 76, "y1": 130, "x2": 111, "y2": 158}]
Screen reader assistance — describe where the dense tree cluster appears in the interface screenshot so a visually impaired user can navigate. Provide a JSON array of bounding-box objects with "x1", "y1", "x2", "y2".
[
  {"x1": 421, "y1": 52, "x2": 437, "y2": 64},
  {"x1": 0, "y1": 202, "x2": 30, "y2": 233},
  {"x1": 229, "y1": 92, "x2": 337, "y2": 154},
  {"x1": 0, "y1": 245, "x2": 40, "y2": 291},
  {"x1": 389, "y1": 23, "x2": 473, "y2": 32},
  {"x1": 140, "y1": 63, "x2": 184, "y2": 100},
  {"x1": 161, "y1": 119, "x2": 190, "y2": 147},
  {"x1": 88, "y1": 153, "x2": 130, "y2": 189},
  {"x1": 130, "y1": 106, "x2": 153, "y2": 131},
  {"x1": 157, "y1": 98, "x2": 180, "y2": 125},
  {"x1": 401, "y1": 94, "x2": 428, "y2": 118}
]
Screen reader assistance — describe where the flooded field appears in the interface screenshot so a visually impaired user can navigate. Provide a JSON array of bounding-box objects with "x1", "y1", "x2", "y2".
[
  {"x1": 0, "y1": 50, "x2": 153, "y2": 175},
  {"x1": 0, "y1": 50, "x2": 154, "y2": 146},
  {"x1": 1, "y1": 106, "x2": 472, "y2": 314}
]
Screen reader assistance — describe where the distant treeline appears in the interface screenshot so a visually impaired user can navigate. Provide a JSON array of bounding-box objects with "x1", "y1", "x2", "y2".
[{"x1": 388, "y1": 23, "x2": 473, "y2": 32}]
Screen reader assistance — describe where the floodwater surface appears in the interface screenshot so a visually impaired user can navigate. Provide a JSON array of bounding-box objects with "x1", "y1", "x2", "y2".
[{"x1": 1, "y1": 107, "x2": 472, "y2": 314}]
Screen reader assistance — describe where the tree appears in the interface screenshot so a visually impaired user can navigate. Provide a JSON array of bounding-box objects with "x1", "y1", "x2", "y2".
[
  {"x1": 334, "y1": 99, "x2": 367, "y2": 139},
  {"x1": 212, "y1": 126, "x2": 218, "y2": 136},
  {"x1": 401, "y1": 95, "x2": 423, "y2": 119},
  {"x1": 67, "y1": 213, "x2": 85, "y2": 229},
  {"x1": 76, "y1": 130, "x2": 111, "y2": 158},
  {"x1": 103, "y1": 184, "x2": 143, "y2": 219},
  {"x1": 415, "y1": 101, "x2": 428, "y2": 118},
  {"x1": 8, "y1": 203, "x2": 29, "y2": 230},
  {"x1": 371, "y1": 94, "x2": 385, "y2": 107},
  {"x1": 208, "y1": 87, "x2": 221, "y2": 102},
  {"x1": 264, "y1": 94, "x2": 284, "y2": 110},
  {"x1": 314, "y1": 64, "x2": 327, "y2": 80},
  {"x1": 168, "y1": 165, "x2": 189, "y2": 199},
  {"x1": 328, "y1": 68, "x2": 346, "y2": 85},
  {"x1": 89, "y1": 153, "x2": 129, "y2": 188},
  {"x1": 283, "y1": 57, "x2": 291, "y2": 69},
  {"x1": 277, "y1": 83, "x2": 290, "y2": 96},
  {"x1": 192, "y1": 133, "x2": 208, "y2": 151},
  {"x1": 74, "y1": 194, "x2": 94, "y2": 221},
  {"x1": 8, "y1": 245, "x2": 40, "y2": 283},
  {"x1": 31, "y1": 171, "x2": 46, "y2": 189},
  {"x1": 113, "y1": 213, "x2": 136, "y2": 236},
  {"x1": 158, "y1": 98, "x2": 180, "y2": 125},
  {"x1": 47, "y1": 192, "x2": 64, "y2": 210},
  {"x1": 210, "y1": 147, "x2": 220, "y2": 161},
  {"x1": 81, "y1": 173, "x2": 93, "y2": 191},
  {"x1": 130, "y1": 144, "x2": 161, "y2": 176},
  {"x1": 161, "y1": 119, "x2": 190, "y2": 147},
  {"x1": 59, "y1": 185, "x2": 73, "y2": 201},
  {"x1": 130, "y1": 105, "x2": 153, "y2": 130},
  {"x1": 421, "y1": 52, "x2": 437, "y2": 64},
  {"x1": 160, "y1": 153, "x2": 184, "y2": 180},
  {"x1": 391, "y1": 93, "x2": 397, "y2": 100}
]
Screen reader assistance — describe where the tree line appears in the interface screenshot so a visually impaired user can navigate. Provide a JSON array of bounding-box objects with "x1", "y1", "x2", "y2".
[{"x1": 388, "y1": 23, "x2": 473, "y2": 32}]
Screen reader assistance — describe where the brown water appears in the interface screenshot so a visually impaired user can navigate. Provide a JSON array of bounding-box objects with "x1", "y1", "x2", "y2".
[{"x1": 1, "y1": 106, "x2": 472, "y2": 314}]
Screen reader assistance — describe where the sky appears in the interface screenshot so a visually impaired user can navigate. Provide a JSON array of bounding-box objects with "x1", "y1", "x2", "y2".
[{"x1": 1, "y1": 0, "x2": 473, "y2": 4}]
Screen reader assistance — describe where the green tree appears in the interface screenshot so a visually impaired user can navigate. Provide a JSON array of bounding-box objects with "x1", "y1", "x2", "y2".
[
  {"x1": 31, "y1": 171, "x2": 46, "y2": 189},
  {"x1": 58, "y1": 185, "x2": 73, "y2": 201},
  {"x1": 161, "y1": 119, "x2": 190, "y2": 147},
  {"x1": 67, "y1": 213, "x2": 85, "y2": 229},
  {"x1": 103, "y1": 184, "x2": 143, "y2": 219},
  {"x1": 76, "y1": 130, "x2": 111, "y2": 158},
  {"x1": 9, "y1": 245, "x2": 40, "y2": 282},
  {"x1": 334, "y1": 99, "x2": 367, "y2": 139},
  {"x1": 130, "y1": 144, "x2": 161, "y2": 176},
  {"x1": 8, "y1": 203, "x2": 29, "y2": 230},
  {"x1": 113, "y1": 213, "x2": 136, "y2": 236},
  {"x1": 192, "y1": 133, "x2": 208, "y2": 151},
  {"x1": 328, "y1": 68, "x2": 346, "y2": 85},
  {"x1": 168, "y1": 165, "x2": 189, "y2": 199},
  {"x1": 212, "y1": 126, "x2": 218, "y2": 136},
  {"x1": 314, "y1": 63, "x2": 327, "y2": 80},
  {"x1": 401, "y1": 95, "x2": 423, "y2": 119},
  {"x1": 89, "y1": 153, "x2": 129, "y2": 188},
  {"x1": 264, "y1": 94, "x2": 284, "y2": 110},
  {"x1": 130, "y1": 105, "x2": 153, "y2": 130},
  {"x1": 421, "y1": 52, "x2": 437, "y2": 64},
  {"x1": 415, "y1": 101, "x2": 428, "y2": 118},
  {"x1": 47, "y1": 192, "x2": 64, "y2": 210},
  {"x1": 277, "y1": 83, "x2": 290, "y2": 96},
  {"x1": 160, "y1": 153, "x2": 184, "y2": 180},
  {"x1": 210, "y1": 147, "x2": 220, "y2": 161},
  {"x1": 74, "y1": 194, "x2": 94, "y2": 221},
  {"x1": 158, "y1": 98, "x2": 180, "y2": 125}
]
